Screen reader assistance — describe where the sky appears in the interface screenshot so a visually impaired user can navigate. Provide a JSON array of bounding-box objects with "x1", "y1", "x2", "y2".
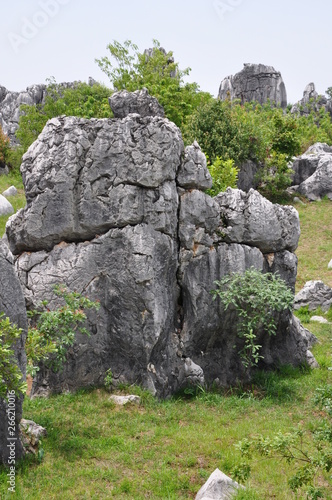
[{"x1": 1, "y1": 0, "x2": 332, "y2": 105}]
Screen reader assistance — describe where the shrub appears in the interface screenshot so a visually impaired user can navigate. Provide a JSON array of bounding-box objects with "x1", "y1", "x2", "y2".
[
  {"x1": 0, "y1": 314, "x2": 27, "y2": 398},
  {"x1": 207, "y1": 157, "x2": 239, "y2": 196},
  {"x1": 27, "y1": 285, "x2": 100, "y2": 375},
  {"x1": 212, "y1": 268, "x2": 294, "y2": 368}
]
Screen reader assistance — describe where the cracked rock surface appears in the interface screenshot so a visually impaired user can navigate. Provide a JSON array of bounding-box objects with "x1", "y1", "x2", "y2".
[
  {"x1": 7, "y1": 90, "x2": 316, "y2": 397},
  {"x1": 218, "y1": 63, "x2": 287, "y2": 108}
]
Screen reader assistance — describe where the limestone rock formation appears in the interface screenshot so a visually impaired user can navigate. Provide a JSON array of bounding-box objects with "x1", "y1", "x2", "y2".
[
  {"x1": 109, "y1": 88, "x2": 165, "y2": 119},
  {"x1": 0, "y1": 80, "x2": 89, "y2": 144},
  {"x1": 294, "y1": 280, "x2": 332, "y2": 312},
  {"x1": 0, "y1": 84, "x2": 46, "y2": 143},
  {"x1": 291, "y1": 83, "x2": 332, "y2": 118},
  {"x1": 218, "y1": 63, "x2": 287, "y2": 108},
  {"x1": 0, "y1": 240, "x2": 27, "y2": 465},
  {"x1": 290, "y1": 143, "x2": 332, "y2": 200},
  {"x1": 7, "y1": 90, "x2": 315, "y2": 398}
]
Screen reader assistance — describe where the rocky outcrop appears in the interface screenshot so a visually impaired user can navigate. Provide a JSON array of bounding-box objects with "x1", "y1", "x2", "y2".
[
  {"x1": 0, "y1": 80, "x2": 88, "y2": 144},
  {"x1": 291, "y1": 83, "x2": 332, "y2": 118},
  {"x1": 294, "y1": 281, "x2": 332, "y2": 312},
  {"x1": 290, "y1": 143, "x2": 332, "y2": 200},
  {"x1": 0, "y1": 84, "x2": 46, "y2": 144},
  {"x1": 218, "y1": 63, "x2": 287, "y2": 108},
  {"x1": 7, "y1": 90, "x2": 315, "y2": 398},
  {"x1": 0, "y1": 240, "x2": 27, "y2": 465},
  {"x1": 109, "y1": 88, "x2": 164, "y2": 119}
]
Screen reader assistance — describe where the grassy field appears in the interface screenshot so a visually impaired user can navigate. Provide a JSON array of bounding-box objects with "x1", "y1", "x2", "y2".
[
  {"x1": 0, "y1": 321, "x2": 331, "y2": 499},
  {"x1": 294, "y1": 197, "x2": 332, "y2": 290},
  {"x1": 0, "y1": 175, "x2": 331, "y2": 498},
  {"x1": 0, "y1": 172, "x2": 26, "y2": 236}
]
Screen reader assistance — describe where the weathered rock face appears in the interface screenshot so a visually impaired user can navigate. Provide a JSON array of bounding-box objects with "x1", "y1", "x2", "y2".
[
  {"x1": 0, "y1": 80, "x2": 87, "y2": 144},
  {"x1": 218, "y1": 63, "x2": 287, "y2": 108},
  {"x1": 294, "y1": 280, "x2": 332, "y2": 312},
  {"x1": 0, "y1": 240, "x2": 27, "y2": 465},
  {"x1": 291, "y1": 83, "x2": 332, "y2": 118},
  {"x1": 290, "y1": 143, "x2": 332, "y2": 200},
  {"x1": 7, "y1": 90, "x2": 315, "y2": 398},
  {"x1": 109, "y1": 88, "x2": 165, "y2": 119},
  {"x1": 0, "y1": 84, "x2": 46, "y2": 143}
]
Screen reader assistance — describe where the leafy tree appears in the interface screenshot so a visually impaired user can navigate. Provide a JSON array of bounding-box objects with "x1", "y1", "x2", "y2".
[
  {"x1": 15, "y1": 79, "x2": 112, "y2": 155},
  {"x1": 212, "y1": 268, "x2": 294, "y2": 368},
  {"x1": 96, "y1": 39, "x2": 212, "y2": 130}
]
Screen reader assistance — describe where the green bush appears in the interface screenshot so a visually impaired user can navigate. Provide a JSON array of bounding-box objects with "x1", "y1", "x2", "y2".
[
  {"x1": 207, "y1": 157, "x2": 239, "y2": 196},
  {"x1": 0, "y1": 126, "x2": 10, "y2": 167},
  {"x1": 212, "y1": 268, "x2": 294, "y2": 368},
  {"x1": 15, "y1": 79, "x2": 112, "y2": 155},
  {"x1": 27, "y1": 285, "x2": 100, "y2": 375},
  {"x1": 0, "y1": 314, "x2": 27, "y2": 398}
]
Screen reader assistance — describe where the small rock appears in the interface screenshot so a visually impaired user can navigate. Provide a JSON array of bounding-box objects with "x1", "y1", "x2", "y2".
[
  {"x1": 195, "y1": 468, "x2": 244, "y2": 500},
  {"x1": 0, "y1": 194, "x2": 14, "y2": 215},
  {"x1": 306, "y1": 350, "x2": 319, "y2": 368},
  {"x1": 293, "y1": 196, "x2": 306, "y2": 206},
  {"x1": 294, "y1": 280, "x2": 332, "y2": 312},
  {"x1": 20, "y1": 419, "x2": 47, "y2": 454},
  {"x1": 310, "y1": 316, "x2": 329, "y2": 324},
  {"x1": 2, "y1": 185, "x2": 17, "y2": 197},
  {"x1": 109, "y1": 395, "x2": 141, "y2": 406},
  {"x1": 328, "y1": 259, "x2": 332, "y2": 269}
]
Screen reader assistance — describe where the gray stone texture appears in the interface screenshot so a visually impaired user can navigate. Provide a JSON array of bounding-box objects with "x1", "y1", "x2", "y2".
[
  {"x1": 291, "y1": 82, "x2": 332, "y2": 118},
  {"x1": 0, "y1": 194, "x2": 14, "y2": 216},
  {"x1": 294, "y1": 280, "x2": 332, "y2": 312},
  {"x1": 0, "y1": 240, "x2": 27, "y2": 465},
  {"x1": 7, "y1": 90, "x2": 316, "y2": 397},
  {"x1": 218, "y1": 63, "x2": 287, "y2": 108},
  {"x1": 290, "y1": 143, "x2": 332, "y2": 200},
  {"x1": 109, "y1": 88, "x2": 165, "y2": 118},
  {"x1": 177, "y1": 141, "x2": 212, "y2": 190},
  {"x1": 195, "y1": 468, "x2": 243, "y2": 499}
]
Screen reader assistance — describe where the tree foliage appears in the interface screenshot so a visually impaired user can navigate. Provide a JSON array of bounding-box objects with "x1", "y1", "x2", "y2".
[
  {"x1": 212, "y1": 268, "x2": 294, "y2": 368},
  {"x1": 96, "y1": 39, "x2": 212, "y2": 130},
  {"x1": 0, "y1": 314, "x2": 27, "y2": 398},
  {"x1": 15, "y1": 79, "x2": 112, "y2": 155}
]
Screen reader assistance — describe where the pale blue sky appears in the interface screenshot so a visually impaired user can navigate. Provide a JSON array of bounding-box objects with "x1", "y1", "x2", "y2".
[{"x1": 1, "y1": 0, "x2": 331, "y2": 104}]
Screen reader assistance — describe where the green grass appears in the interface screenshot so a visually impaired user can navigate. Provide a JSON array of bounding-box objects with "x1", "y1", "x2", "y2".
[
  {"x1": 0, "y1": 321, "x2": 330, "y2": 499},
  {"x1": 0, "y1": 172, "x2": 26, "y2": 236},
  {"x1": 293, "y1": 197, "x2": 332, "y2": 291}
]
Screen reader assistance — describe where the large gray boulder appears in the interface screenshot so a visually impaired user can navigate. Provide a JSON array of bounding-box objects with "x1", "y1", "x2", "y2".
[
  {"x1": 290, "y1": 143, "x2": 332, "y2": 200},
  {"x1": 218, "y1": 63, "x2": 287, "y2": 108},
  {"x1": 7, "y1": 89, "x2": 315, "y2": 397},
  {"x1": 294, "y1": 280, "x2": 332, "y2": 312},
  {"x1": 0, "y1": 241, "x2": 27, "y2": 465},
  {"x1": 214, "y1": 188, "x2": 300, "y2": 253},
  {"x1": 109, "y1": 88, "x2": 165, "y2": 118}
]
